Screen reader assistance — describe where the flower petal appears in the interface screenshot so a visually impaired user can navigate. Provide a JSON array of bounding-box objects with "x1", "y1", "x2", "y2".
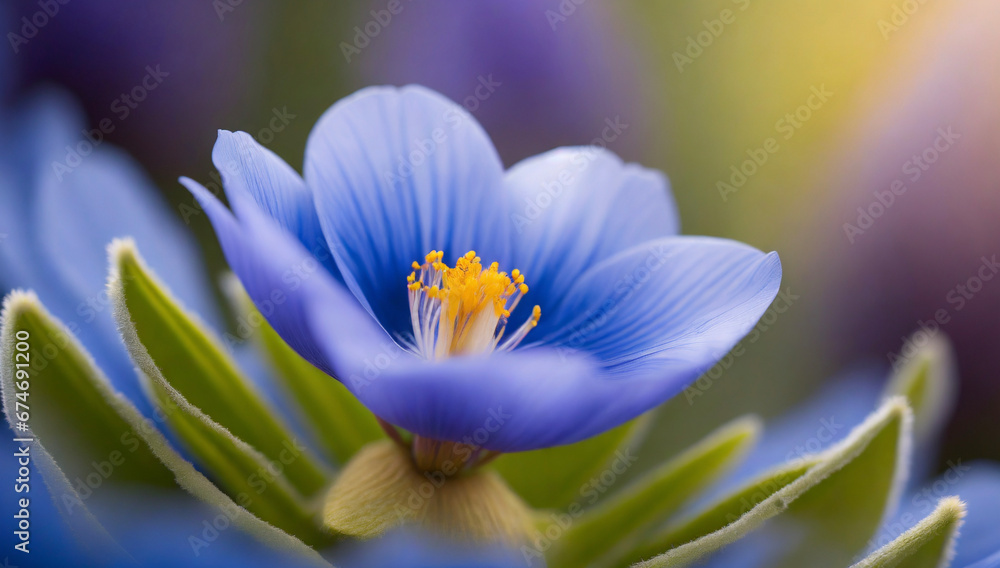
[
  {"x1": 505, "y1": 147, "x2": 679, "y2": 309},
  {"x1": 39, "y1": 148, "x2": 218, "y2": 326},
  {"x1": 304, "y1": 85, "x2": 510, "y2": 335},
  {"x1": 308, "y1": 303, "x2": 723, "y2": 451},
  {"x1": 180, "y1": 177, "x2": 386, "y2": 376},
  {"x1": 211, "y1": 130, "x2": 339, "y2": 277},
  {"x1": 540, "y1": 236, "x2": 782, "y2": 376}
]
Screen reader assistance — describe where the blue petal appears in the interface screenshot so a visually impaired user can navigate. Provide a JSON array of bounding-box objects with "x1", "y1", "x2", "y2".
[
  {"x1": 211, "y1": 130, "x2": 339, "y2": 277},
  {"x1": 0, "y1": 90, "x2": 83, "y2": 294},
  {"x1": 965, "y1": 550, "x2": 1000, "y2": 568},
  {"x1": 336, "y1": 530, "x2": 526, "y2": 568},
  {"x1": 181, "y1": 177, "x2": 386, "y2": 377},
  {"x1": 302, "y1": 236, "x2": 779, "y2": 452},
  {"x1": 309, "y1": 300, "x2": 760, "y2": 451},
  {"x1": 304, "y1": 85, "x2": 510, "y2": 336},
  {"x1": 540, "y1": 236, "x2": 782, "y2": 376},
  {"x1": 38, "y1": 147, "x2": 218, "y2": 327},
  {"x1": 1, "y1": 91, "x2": 217, "y2": 415},
  {"x1": 505, "y1": 147, "x2": 679, "y2": 314}
]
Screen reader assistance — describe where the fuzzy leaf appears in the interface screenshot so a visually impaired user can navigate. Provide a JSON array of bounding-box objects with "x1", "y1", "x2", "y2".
[
  {"x1": 851, "y1": 497, "x2": 965, "y2": 568},
  {"x1": 221, "y1": 274, "x2": 383, "y2": 465},
  {"x1": 109, "y1": 239, "x2": 329, "y2": 542},
  {"x1": 493, "y1": 413, "x2": 655, "y2": 510},
  {"x1": 632, "y1": 398, "x2": 912, "y2": 568},
  {"x1": 883, "y1": 333, "x2": 956, "y2": 444},
  {"x1": 546, "y1": 416, "x2": 760, "y2": 568},
  {"x1": 0, "y1": 291, "x2": 326, "y2": 563}
]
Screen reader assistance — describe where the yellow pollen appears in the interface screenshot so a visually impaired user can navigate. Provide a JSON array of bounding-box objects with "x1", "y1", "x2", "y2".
[{"x1": 405, "y1": 250, "x2": 541, "y2": 359}]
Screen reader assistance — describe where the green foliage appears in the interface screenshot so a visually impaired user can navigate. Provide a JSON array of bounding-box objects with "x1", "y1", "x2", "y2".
[
  {"x1": 632, "y1": 398, "x2": 911, "y2": 567},
  {"x1": 0, "y1": 290, "x2": 326, "y2": 563},
  {"x1": 851, "y1": 497, "x2": 965, "y2": 568},
  {"x1": 108, "y1": 239, "x2": 329, "y2": 543},
  {"x1": 493, "y1": 412, "x2": 655, "y2": 510},
  {"x1": 222, "y1": 274, "x2": 383, "y2": 466},
  {"x1": 547, "y1": 416, "x2": 760, "y2": 568}
]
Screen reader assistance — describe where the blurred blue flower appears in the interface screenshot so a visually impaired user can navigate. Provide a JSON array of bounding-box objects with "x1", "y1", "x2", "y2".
[
  {"x1": 357, "y1": 0, "x2": 649, "y2": 165},
  {"x1": 184, "y1": 84, "x2": 782, "y2": 452},
  {"x1": 0, "y1": 88, "x2": 218, "y2": 415},
  {"x1": 0, "y1": 83, "x2": 523, "y2": 568}
]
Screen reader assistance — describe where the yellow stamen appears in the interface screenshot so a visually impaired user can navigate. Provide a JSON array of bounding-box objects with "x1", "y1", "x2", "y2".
[{"x1": 405, "y1": 250, "x2": 541, "y2": 359}]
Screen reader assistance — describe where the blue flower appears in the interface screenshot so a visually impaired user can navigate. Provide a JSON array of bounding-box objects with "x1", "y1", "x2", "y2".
[
  {"x1": 183, "y1": 84, "x2": 782, "y2": 452},
  {"x1": 0, "y1": 85, "x2": 520, "y2": 568}
]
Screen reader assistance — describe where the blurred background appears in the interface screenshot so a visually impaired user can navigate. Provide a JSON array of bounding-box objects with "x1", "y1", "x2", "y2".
[{"x1": 4, "y1": 0, "x2": 998, "y2": 472}]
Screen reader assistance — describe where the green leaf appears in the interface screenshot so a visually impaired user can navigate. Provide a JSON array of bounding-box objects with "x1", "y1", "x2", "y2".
[
  {"x1": 850, "y1": 497, "x2": 965, "y2": 568},
  {"x1": 0, "y1": 291, "x2": 326, "y2": 564},
  {"x1": 109, "y1": 239, "x2": 330, "y2": 542},
  {"x1": 220, "y1": 273, "x2": 383, "y2": 465},
  {"x1": 628, "y1": 459, "x2": 816, "y2": 563},
  {"x1": 632, "y1": 398, "x2": 913, "y2": 568},
  {"x1": 546, "y1": 416, "x2": 760, "y2": 568},
  {"x1": 884, "y1": 333, "x2": 956, "y2": 443},
  {"x1": 492, "y1": 412, "x2": 655, "y2": 510},
  {"x1": 109, "y1": 239, "x2": 328, "y2": 495}
]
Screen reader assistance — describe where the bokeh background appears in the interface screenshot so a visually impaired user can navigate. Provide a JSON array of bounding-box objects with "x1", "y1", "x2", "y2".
[{"x1": 5, "y1": 0, "x2": 998, "y2": 475}]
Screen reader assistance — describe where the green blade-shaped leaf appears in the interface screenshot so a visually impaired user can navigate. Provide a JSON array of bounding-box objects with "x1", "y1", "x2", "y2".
[
  {"x1": 851, "y1": 497, "x2": 965, "y2": 568},
  {"x1": 109, "y1": 239, "x2": 328, "y2": 497},
  {"x1": 221, "y1": 274, "x2": 382, "y2": 465},
  {"x1": 632, "y1": 398, "x2": 912, "y2": 568},
  {"x1": 629, "y1": 458, "x2": 816, "y2": 562},
  {"x1": 884, "y1": 333, "x2": 956, "y2": 443},
  {"x1": 0, "y1": 291, "x2": 326, "y2": 564},
  {"x1": 492, "y1": 412, "x2": 655, "y2": 510},
  {"x1": 109, "y1": 240, "x2": 330, "y2": 542},
  {"x1": 546, "y1": 416, "x2": 760, "y2": 568}
]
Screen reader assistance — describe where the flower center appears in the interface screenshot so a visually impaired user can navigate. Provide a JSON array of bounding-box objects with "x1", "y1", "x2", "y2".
[{"x1": 406, "y1": 250, "x2": 540, "y2": 360}]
